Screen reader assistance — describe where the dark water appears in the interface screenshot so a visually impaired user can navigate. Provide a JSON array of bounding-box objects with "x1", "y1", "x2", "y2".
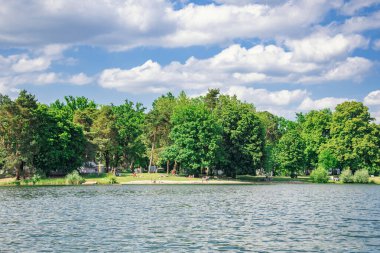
[{"x1": 0, "y1": 184, "x2": 379, "y2": 252}]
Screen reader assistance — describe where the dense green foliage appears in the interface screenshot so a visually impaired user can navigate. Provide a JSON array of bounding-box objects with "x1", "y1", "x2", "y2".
[
  {"x1": 317, "y1": 149, "x2": 338, "y2": 171},
  {"x1": 340, "y1": 169, "x2": 354, "y2": 183},
  {"x1": 326, "y1": 102, "x2": 380, "y2": 174},
  {"x1": 274, "y1": 129, "x2": 306, "y2": 178},
  {"x1": 0, "y1": 90, "x2": 379, "y2": 180},
  {"x1": 353, "y1": 169, "x2": 369, "y2": 184},
  {"x1": 300, "y1": 109, "x2": 332, "y2": 169},
  {"x1": 310, "y1": 167, "x2": 329, "y2": 183},
  {"x1": 65, "y1": 171, "x2": 85, "y2": 185},
  {"x1": 214, "y1": 95, "x2": 265, "y2": 177}
]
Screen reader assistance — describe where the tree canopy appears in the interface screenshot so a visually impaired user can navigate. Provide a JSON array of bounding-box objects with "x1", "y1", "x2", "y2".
[{"x1": 0, "y1": 90, "x2": 379, "y2": 179}]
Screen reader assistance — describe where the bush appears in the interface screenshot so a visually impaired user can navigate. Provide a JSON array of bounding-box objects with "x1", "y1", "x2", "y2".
[
  {"x1": 107, "y1": 174, "x2": 118, "y2": 184},
  {"x1": 310, "y1": 167, "x2": 329, "y2": 183},
  {"x1": 22, "y1": 179, "x2": 31, "y2": 185},
  {"x1": 340, "y1": 169, "x2": 353, "y2": 183},
  {"x1": 353, "y1": 169, "x2": 369, "y2": 184},
  {"x1": 13, "y1": 180, "x2": 21, "y2": 186},
  {"x1": 31, "y1": 174, "x2": 41, "y2": 185},
  {"x1": 65, "y1": 171, "x2": 85, "y2": 185}
]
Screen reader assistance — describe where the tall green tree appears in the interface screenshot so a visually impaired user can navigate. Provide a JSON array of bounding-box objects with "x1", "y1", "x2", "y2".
[
  {"x1": 91, "y1": 105, "x2": 118, "y2": 171},
  {"x1": 257, "y1": 111, "x2": 282, "y2": 175},
  {"x1": 214, "y1": 95, "x2": 265, "y2": 177},
  {"x1": 169, "y1": 99, "x2": 222, "y2": 176},
  {"x1": 113, "y1": 100, "x2": 146, "y2": 169},
  {"x1": 145, "y1": 93, "x2": 176, "y2": 169},
  {"x1": 0, "y1": 91, "x2": 38, "y2": 180},
  {"x1": 274, "y1": 129, "x2": 306, "y2": 177},
  {"x1": 33, "y1": 104, "x2": 85, "y2": 176},
  {"x1": 326, "y1": 101, "x2": 380, "y2": 174},
  {"x1": 300, "y1": 109, "x2": 332, "y2": 169}
]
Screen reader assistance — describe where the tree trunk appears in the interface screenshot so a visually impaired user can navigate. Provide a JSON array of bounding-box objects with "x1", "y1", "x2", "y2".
[
  {"x1": 148, "y1": 131, "x2": 156, "y2": 173},
  {"x1": 16, "y1": 161, "x2": 24, "y2": 181},
  {"x1": 166, "y1": 160, "x2": 170, "y2": 174},
  {"x1": 173, "y1": 160, "x2": 177, "y2": 174},
  {"x1": 105, "y1": 152, "x2": 110, "y2": 172}
]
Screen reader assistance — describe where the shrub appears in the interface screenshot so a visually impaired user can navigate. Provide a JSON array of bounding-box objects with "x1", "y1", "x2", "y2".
[
  {"x1": 65, "y1": 171, "x2": 85, "y2": 185},
  {"x1": 353, "y1": 169, "x2": 369, "y2": 184},
  {"x1": 22, "y1": 179, "x2": 31, "y2": 185},
  {"x1": 310, "y1": 167, "x2": 329, "y2": 183},
  {"x1": 107, "y1": 174, "x2": 118, "y2": 184},
  {"x1": 31, "y1": 174, "x2": 41, "y2": 185},
  {"x1": 340, "y1": 169, "x2": 353, "y2": 183}
]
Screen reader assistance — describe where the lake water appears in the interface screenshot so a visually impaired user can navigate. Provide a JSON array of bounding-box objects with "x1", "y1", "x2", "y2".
[{"x1": 0, "y1": 184, "x2": 379, "y2": 252}]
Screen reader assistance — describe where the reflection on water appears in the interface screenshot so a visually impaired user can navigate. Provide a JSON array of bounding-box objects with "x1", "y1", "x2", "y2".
[{"x1": 0, "y1": 185, "x2": 379, "y2": 252}]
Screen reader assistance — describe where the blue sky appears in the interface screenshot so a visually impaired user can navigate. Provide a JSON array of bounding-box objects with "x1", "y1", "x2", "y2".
[{"x1": 0, "y1": 0, "x2": 380, "y2": 121}]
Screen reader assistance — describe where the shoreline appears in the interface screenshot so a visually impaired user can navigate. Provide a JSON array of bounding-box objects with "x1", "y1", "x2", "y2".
[
  {"x1": 1, "y1": 175, "x2": 379, "y2": 186},
  {"x1": 121, "y1": 180, "x2": 255, "y2": 185}
]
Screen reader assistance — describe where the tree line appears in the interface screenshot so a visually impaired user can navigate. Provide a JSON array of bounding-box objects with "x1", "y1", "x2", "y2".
[{"x1": 0, "y1": 89, "x2": 379, "y2": 180}]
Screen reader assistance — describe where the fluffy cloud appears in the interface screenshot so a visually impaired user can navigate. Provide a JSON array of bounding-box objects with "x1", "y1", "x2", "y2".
[
  {"x1": 373, "y1": 39, "x2": 380, "y2": 50},
  {"x1": 371, "y1": 110, "x2": 380, "y2": 124},
  {"x1": 285, "y1": 33, "x2": 368, "y2": 62},
  {"x1": 224, "y1": 86, "x2": 309, "y2": 119},
  {"x1": 0, "y1": 42, "x2": 96, "y2": 94},
  {"x1": 340, "y1": 0, "x2": 380, "y2": 15},
  {"x1": 11, "y1": 57, "x2": 51, "y2": 73},
  {"x1": 364, "y1": 90, "x2": 380, "y2": 105},
  {"x1": 99, "y1": 41, "x2": 372, "y2": 93},
  {"x1": 68, "y1": 73, "x2": 93, "y2": 86},
  {"x1": 0, "y1": 0, "x2": 348, "y2": 49},
  {"x1": 298, "y1": 57, "x2": 372, "y2": 83},
  {"x1": 226, "y1": 86, "x2": 308, "y2": 106},
  {"x1": 298, "y1": 97, "x2": 351, "y2": 111},
  {"x1": 341, "y1": 10, "x2": 380, "y2": 33},
  {"x1": 364, "y1": 90, "x2": 380, "y2": 123}
]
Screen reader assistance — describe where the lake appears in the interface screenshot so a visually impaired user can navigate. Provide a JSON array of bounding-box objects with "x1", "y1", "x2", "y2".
[{"x1": 0, "y1": 184, "x2": 379, "y2": 252}]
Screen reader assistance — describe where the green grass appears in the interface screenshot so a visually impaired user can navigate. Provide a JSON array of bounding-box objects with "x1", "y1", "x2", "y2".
[
  {"x1": 0, "y1": 173, "x2": 204, "y2": 186},
  {"x1": 1, "y1": 174, "x2": 379, "y2": 186},
  {"x1": 369, "y1": 176, "x2": 380, "y2": 184},
  {"x1": 237, "y1": 175, "x2": 312, "y2": 183}
]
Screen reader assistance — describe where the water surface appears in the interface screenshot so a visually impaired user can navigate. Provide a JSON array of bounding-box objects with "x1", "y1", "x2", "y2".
[{"x1": 0, "y1": 184, "x2": 379, "y2": 252}]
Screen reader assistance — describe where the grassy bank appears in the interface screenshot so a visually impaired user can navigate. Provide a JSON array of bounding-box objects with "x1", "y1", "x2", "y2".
[
  {"x1": 237, "y1": 175, "x2": 312, "y2": 183},
  {"x1": 0, "y1": 174, "x2": 379, "y2": 186},
  {"x1": 0, "y1": 173, "x2": 204, "y2": 186}
]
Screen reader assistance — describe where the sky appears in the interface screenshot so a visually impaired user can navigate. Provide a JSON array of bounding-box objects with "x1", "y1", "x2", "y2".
[{"x1": 0, "y1": 0, "x2": 380, "y2": 121}]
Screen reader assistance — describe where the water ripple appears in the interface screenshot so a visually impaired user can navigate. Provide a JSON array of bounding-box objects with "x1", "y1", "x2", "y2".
[{"x1": 0, "y1": 184, "x2": 379, "y2": 252}]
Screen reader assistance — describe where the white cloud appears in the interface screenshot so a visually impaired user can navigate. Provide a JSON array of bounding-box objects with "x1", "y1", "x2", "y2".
[
  {"x1": 226, "y1": 85, "x2": 308, "y2": 106},
  {"x1": 11, "y1": 57, "x2": 51, "y2": 73},
  {"x1": 164, "y1": 0, "x2": 342, "y2": 47},
  {"x1": 0, "y1": 43, "x2": 96, "y2": 93},
  {"x1": 371, "y1": 110, "x2": 380, "y2": 124},
  {"x1": 99, "y1": 42, "x2": 372, "y2": 93},
  {"x1": 364, "y1": 90, "x2": 380, "y2": 105},
  {"x1": 324, "y1": 57, "x2": 372, "y2": 81},
  {"x1": 222, "y1": 85, "x2": 310, "y2": 119},
  {"x1": 340, "y1": 0, "x2": 380, "y2": 15},
  {"x1": 213, "y1": 0, "x2": 285, "y2": 6},
  {"x1": 0, "y1": 0, "x2": 346, "y2": 49},
  {"x1": 285, "y1": 33, "x2": 368, "y2": 62},
  {"x1": 298, "y1": 57, "x2": 372, "y2": 83},
  {"x1": 341, "y1": 10, "x2": 380, "y2": 33},
  {"x1": 373, "y1": 39, "x2": 380, "y2": 50},
  {"x1": 67, "y1": 73, "x2": 93, "y2": 85},
  {"x1": 298, "y1": 97, "x2": 351, "y2": 111},
  {"x1": 35, "y1": 72, "x2": 59, "y2": 85}
]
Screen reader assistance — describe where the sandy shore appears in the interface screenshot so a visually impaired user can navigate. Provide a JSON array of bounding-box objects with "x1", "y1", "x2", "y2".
[{"x1": 121, "y1": 180, "x2": 253, "y2": 185}]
